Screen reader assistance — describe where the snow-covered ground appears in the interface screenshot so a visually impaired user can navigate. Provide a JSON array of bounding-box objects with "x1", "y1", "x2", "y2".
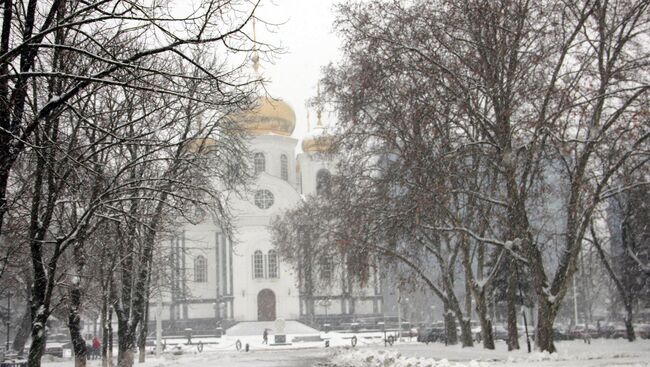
[
  {"x1": 332, "y1": 338, "x2": 650, "y2": 367},
  {"x1": 40, "y1": 336, "x2": 650, "y2": 366}
]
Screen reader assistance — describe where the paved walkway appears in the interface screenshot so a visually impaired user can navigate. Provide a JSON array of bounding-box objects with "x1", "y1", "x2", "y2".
[
  {"x1": 44, "y1": 348, "x2": 334, "y2": 367},
  {"x1": 226, "y1": 320, "x2": 319, "y2": 336}
]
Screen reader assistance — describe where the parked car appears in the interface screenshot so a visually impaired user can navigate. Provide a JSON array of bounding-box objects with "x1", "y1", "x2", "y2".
[
  {"x1": 636, "y1": 324, "x2": 650, "y2": 339},
  {"x1": 600, "y1": 322, "x2": 627, "y2": 339},
  {"x1": 43, "y1": 344, "x2": 64, "y2": 358},
  {"x1": 568, "y1": 325, "x2": 599, "y2": 339},
  {"x1": 552, "y1": 327, "x2": 572, "y2": 340},
  {"x1": 471, "y1": 323, "x2": 482, "y2": 342},
  {"x1": 418, "y1": 327, "x2": 447, "y2": 344},
  {"x1": 43, "y1": 333, "x2": 71, "y2": 358},
  {"x1": 471, "y1": 324, "x2": 513, "y2": 342},
  {"x1": 493, "y1": 324, "x2": 508, "y2": 341},
  {"x1": 145, "y1": 339, "x2": 157, "y2": 355}
]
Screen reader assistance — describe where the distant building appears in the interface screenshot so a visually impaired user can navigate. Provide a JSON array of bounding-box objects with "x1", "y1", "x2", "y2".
[{"x1": 151, "y1": 96, "x2": 383, "y2": 334}]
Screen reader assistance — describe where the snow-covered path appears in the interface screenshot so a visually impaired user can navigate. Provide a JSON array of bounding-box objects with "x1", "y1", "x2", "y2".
[
  {"x1": 139, "y1": 348, "x2": 332, "y2": 367},
  {"x1": 40, "y1": 339, "x2": 650, "y2": 366}
]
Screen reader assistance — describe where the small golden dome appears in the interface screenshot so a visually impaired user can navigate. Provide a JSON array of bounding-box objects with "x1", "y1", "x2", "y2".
[
  {"x1": 302, "y1": 129, "x2": 334, "y2": 153},
  {"x1": 184, "y1": 137, "x2": 217, "y2": 154},
  {"x1": 235, "y1": 97, "x2": 296, "y2": 136}
]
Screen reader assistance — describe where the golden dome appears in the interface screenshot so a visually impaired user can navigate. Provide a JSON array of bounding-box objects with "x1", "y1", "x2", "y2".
[
  {"x1": 235, "y1": 97, "x2": 296, "y2": 136},
  {"x1": 302, "y1": 129, "x2": 334, "y2": 153}
]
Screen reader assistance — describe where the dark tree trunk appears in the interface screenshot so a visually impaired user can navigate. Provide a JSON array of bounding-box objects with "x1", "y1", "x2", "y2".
[
  {"x1": 102, "y1": 291, "x2": 109, "y2": 367},
  {"x1": 445, "y1": 292, "x2": 472, "y2": 347},
  {"x1": 475, "y1": 293, "x2": 495, "y2": 349},
  {"x1": 448, "y1": 294, "x2": 473, "y2": 347},
  {"x1": 137, "y1": 295, "x2": 150, "y2": 363},
  {"x1": 27, "y1": 310, "x2": 48, "y2": 367},
  {"x1": 465, "y1": 277, "x2": 472, "y2": 317},
  {"x1": 115, "y1": 228, "x2": 157, "y2": 367},
  {"x1": 68, "y1": 286, "x2": 87, "y2": 367},
  {"x1": 458, "y1": 318, "x2": 473, "y2": 347},
  {"x1": 0, "y1": 168, "x2": 10, "y2": 239},
  {"x1": 506, "y1": 258, "x2": 519, "y2": 350},
  {"x1": 592, "y1": 223, "x2": 637, "y2": 343},
  {"x1": 68, "y1": 237, "x2": 88, "y2": 367},
  {"x1": 27, "y1": 151, "x2": 56, "y2": 367},
  {"x1": 535, "y1": 298, "x2": 556, "y2": 353},
  {"x1": 447, "y1": 290, "x2": 474, "y2": 347},
  {"x1": 444, "y1": 304, "x2": 458, "y2": 345},
  {"x1": 623, "y1": 301, "x2": 636, "y2": 342},
  {"x1": 12, "y1": 301, "x2": 32, "y2": 355},
  {"x1": 108, "y1": 306, "x2": 114, "y2": 366},
  {"x1": 117, "y1": 319, "x2": 135, "y2": 367}
]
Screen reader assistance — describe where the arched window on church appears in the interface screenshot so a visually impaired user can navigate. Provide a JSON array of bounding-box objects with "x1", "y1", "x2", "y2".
[
  {"x1": 280, "y1": 154, "x2": 288, "y2": 181},
  {"x1": 253, "y1": 250, "x2": 264, "y2": 279},
  {"x1": 194, "y1": 255, "x2": 207, "y2": 283},
  {"x1": 268, "y1": 250, "x2": 278, "y2": 278},
  {"x1": 254, "y1": 152, "x2": 266, "y2": 174},
  {"x1": 320, "y1": 256, "x2": 332, "y2": 281},
  {"x1": 316, "y1": 169, "x2": 332, "y2": 196}
]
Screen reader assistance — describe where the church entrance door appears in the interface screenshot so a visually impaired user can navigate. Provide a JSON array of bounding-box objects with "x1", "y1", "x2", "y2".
[{"x1": 257, "y1": 289, "x2": 276, "y2": 321}]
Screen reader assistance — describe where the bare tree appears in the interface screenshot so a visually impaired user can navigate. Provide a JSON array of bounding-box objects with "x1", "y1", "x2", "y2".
[
  {"x1": 0, "y1": 2, "x2": 267, "y2": 366},
  {"x1": 314, "y1": 0, "x2": 650, "y2": 353},
  {"x1": 0, "y1": 0, "x2": 263, "y2": 240},
  {"x1": 593, "y1": 166, "x2": 650, "y2": 341}
]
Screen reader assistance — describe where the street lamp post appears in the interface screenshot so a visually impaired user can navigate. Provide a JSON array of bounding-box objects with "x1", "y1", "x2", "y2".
[
  {"x1": 396, "y1": 290, "x2": 402, "y2": 342},
  {"x1": 318, "y1": 299, "x2": 332, "y2": 332},
  {"x1": 404, "y1": 298, "x2": 410, "y2": 341}
]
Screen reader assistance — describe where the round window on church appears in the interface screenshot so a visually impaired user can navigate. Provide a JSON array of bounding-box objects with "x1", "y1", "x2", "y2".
[{"x1": 254, "y1": 189, "x2": 274, "y2": 209}]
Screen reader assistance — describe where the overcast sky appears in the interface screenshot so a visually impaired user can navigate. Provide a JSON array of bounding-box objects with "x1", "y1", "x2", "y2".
[{"x1": 254, "y1": 0, "x2": 342, "y2": 141}]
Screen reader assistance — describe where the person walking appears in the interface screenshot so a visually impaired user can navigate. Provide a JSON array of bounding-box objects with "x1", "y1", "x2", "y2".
[
  {"x1": 92, "y1": 336, "x2": 101, "y2": 359},
  {"x1": 262, "y1": 329, "x2": 268, "y2": 344}
]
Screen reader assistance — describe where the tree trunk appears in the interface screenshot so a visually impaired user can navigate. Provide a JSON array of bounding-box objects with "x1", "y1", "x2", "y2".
[
  {"x1": 0, "y1": 166, "x2": 10, "y2": 238},
  {"x1": 69, "y1": 237, "x2": 88, "y2": 367},
  {"x1": 117, "y1": 348, "x2": 134, "y2": 367},
  {"x1": 506, "y1": 258, "x2": 520, "y2": 350},
  {"x1": 475, "y1": 293, "x2": 495, "y2": 349},
  {"x1": 108, "y1": 308, "x2": 114, "y2": 367},
  {"x1": 449, "y1": 290, "x2": 474, "y2": 347},
  {"x1": 68, "y1": 287, "x2": 87, "y2": 367},
  {"x1": 117, "y1": 319, "x2": 136, "y2": 367},
  {"x1": 465, "y1": 277, "x2": 472, "y2": 317},
  {"x1": 27, "y1": 310, "x2": 48, "y2": 367},
  {"x1": 444, "y1": 305, "x2": 458, "y2": 345},
  {"x1": 535, "y1": 298, "x2": 556, "y2": 353},
  {"x1": 12, "y1": 301, "x2": 32, "y2": 355},
  {"x1": 458, "y1": 318, "x2": 473, "y2": 347},
  {"x1": 592, "y1": 223, "x2": 637, "y2": 343},
  {"x1": 102, "y1": 292, "x2": 109, "y2": 367},
  {"x1": 444, "y1": 287, "x2": 472, "y2": 347},
  {"x1": 137, "y1": 298, "x2": 150, "y2": 363},
  {"x1": 623, "y1": 301, "x2": 636, "y2": 342}
]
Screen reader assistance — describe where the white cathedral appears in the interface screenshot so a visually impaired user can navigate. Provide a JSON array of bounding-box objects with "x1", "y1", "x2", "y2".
[{"x1": 154, "y1": 96, "x2": 385, "y2": 334}]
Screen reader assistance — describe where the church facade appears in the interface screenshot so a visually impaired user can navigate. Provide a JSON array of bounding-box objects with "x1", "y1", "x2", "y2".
[{"x1": 154, "y1": 98, "x2": 384, "y2": 333}]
